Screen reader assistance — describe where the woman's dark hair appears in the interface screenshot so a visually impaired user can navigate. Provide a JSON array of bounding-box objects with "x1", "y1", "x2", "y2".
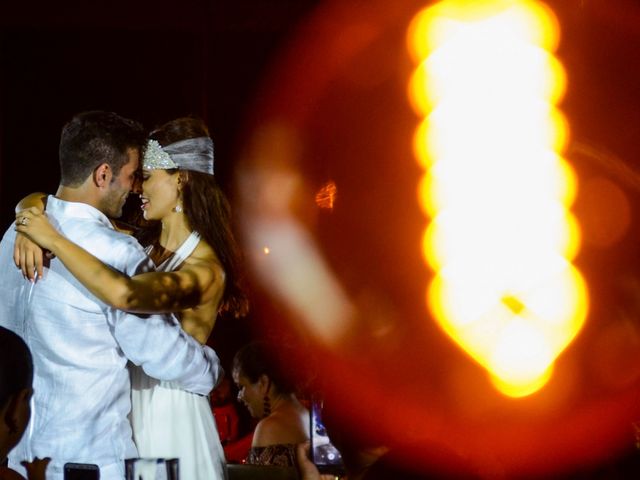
[
  {"x1": 149, "y1": 117, "x2": 248, "y2": 317},
  {"x1": 232, "y1": 341, "x2": 297, "y2": 394},
  {"x1": 0, "y1": 327, "x2": 33, "y2": 408}
]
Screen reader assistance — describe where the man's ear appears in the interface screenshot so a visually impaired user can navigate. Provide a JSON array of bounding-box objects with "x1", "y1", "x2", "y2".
[{"x1": 93, "y1": 164, "x2": 111, "y2": 188}]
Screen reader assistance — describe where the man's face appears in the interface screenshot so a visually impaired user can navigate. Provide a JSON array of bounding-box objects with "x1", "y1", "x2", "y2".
[{"x1": 101, "y1": 147, "x2": 140, "y2": 218}]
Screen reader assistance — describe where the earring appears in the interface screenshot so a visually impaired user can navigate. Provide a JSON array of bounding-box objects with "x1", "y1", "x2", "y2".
[
  {"x1": 263, "y1": 394, "x2": 272, "y2": 418},
  {"x1": 173, "y1": 203, "x2": 183, "y2": 213}
]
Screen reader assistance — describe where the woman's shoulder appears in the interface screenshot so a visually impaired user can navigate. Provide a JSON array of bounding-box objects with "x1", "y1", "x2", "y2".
[
  {"x1": 254, "y1": 408, "x2": 309, "y2": 446},
  {"x1": 184, "y1": 237, "x2": 223, "y2": 270}
]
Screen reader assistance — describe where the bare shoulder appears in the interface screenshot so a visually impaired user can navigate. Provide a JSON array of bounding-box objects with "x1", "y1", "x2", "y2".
[
  {"x1": 178, "y1": 238, "x2": 225, "y2": 311},
  {"x1": 253, "y1": 408, "x2": 309, "y2": 447},
  {"x1": 184, "y1": 238, "x2": 223, "y2": 272}
]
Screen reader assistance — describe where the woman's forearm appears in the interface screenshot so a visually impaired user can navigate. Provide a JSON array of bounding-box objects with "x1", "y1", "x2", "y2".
[
  {"x1": 17, "y1": 208, "x2": 206, "y2": 314},
  {"x1": 47, "y1": 235, "x2": 137, "y2": 309},
  {"x1": 48, "y1": 235, "x2": 203, "y2": 313}
]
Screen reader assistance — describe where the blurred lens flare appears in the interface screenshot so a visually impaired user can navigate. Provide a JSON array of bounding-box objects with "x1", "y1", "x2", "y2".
[
  {"x1": 408, "y1": 37, "x2": 567, "y2": 116},
  {"x1": 239, "y1": 0, "x2": 640, "y2": 474},
  {"x1": 410, "y1": 0, "x2": 587, "y2": 397},
  {"x1": 407, "y1": 0, "x2": 561, "y2": 62}
]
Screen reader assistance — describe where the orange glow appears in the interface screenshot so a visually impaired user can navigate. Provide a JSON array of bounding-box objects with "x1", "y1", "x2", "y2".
[
  {"x1": 315, "y1": 180, "x2": 338, "y2": 209},
  {"x1": 579, "y1": 177, "x2": 632, "y2": 248},
  {"x1": 410, "y1": 0, "x2": 587, "y2": 397}
]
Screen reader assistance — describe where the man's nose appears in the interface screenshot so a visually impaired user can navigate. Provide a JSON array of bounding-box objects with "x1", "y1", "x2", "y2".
[{"x1": 132, "y1": 176, "x2": 143, "y2": 194}]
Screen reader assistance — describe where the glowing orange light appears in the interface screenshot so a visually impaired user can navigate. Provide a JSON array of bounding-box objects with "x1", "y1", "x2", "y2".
[
  {"x1": 409, "y1": 0, "x2": 588, "y2": 397},
  {"x1": 263, "y1": 247, "x2": 271, "y2": 255},
  {"x1": 315, "y1": 180, "x2": 338, "y2": 209}
]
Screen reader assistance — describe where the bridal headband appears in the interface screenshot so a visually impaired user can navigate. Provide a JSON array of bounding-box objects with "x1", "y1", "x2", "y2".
[{"x1": 143, "y1": 137, "x2": 214, "y2": 175}]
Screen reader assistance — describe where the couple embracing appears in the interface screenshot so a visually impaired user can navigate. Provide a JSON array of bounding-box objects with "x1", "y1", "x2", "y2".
[{"x1": 0, "y1": 111, "x2": 247, "y2": 479}]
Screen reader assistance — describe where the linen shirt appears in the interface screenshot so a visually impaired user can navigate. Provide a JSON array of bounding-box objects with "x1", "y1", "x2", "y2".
[{"x1": 0, "y1": 196, "x2": 222, "y2": 479}]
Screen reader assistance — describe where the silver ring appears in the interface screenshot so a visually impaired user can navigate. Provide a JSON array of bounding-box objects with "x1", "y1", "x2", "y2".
[{"x1": 20, "y1": 217, "x2": 27, "y2": 226}]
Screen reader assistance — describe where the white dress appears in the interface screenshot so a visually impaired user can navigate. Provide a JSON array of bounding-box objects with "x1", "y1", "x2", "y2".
[{"x1": 130, "y1": 231, "x2": 227, "y2": 480}]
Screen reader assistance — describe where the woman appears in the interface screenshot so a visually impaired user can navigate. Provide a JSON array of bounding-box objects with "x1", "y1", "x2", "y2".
[
  {"x1": 232, "y1": 341, "x2": 309, "y2": 467},
  {"x1": 15, "y1": 117, "x2": 247, "y2": 480}
]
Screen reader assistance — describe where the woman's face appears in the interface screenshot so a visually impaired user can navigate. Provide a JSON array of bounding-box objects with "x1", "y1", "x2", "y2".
[
  {"x1": 233, "y1": 370, "x2": 264, "y2": 419},
  {"x1": 140, "y1": 169, "x2": 180, "y2": 221}
]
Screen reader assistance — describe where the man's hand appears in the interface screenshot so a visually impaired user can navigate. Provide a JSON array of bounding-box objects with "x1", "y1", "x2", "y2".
[
  {"x1": 20, "y1": 457, "x2": 50, "y2": 480},
  {"x1": 296, "y1": 443, "x2": 340, "y2": 480}
]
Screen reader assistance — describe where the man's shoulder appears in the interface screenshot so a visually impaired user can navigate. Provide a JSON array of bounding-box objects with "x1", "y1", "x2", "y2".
[
  {"x1": 0, "y1": 467, "x2": 25, "y2": 480},
  {"x1": 59, "y1": 217, "x2": 152, "y2": 273}
]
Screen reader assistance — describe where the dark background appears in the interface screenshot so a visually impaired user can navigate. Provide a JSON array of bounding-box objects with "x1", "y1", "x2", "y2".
[
  {"x1": 0, "y1": 0, "x2": 322, "y2": 364},
  {"x1": 0, "y1": 0, "x2": 320, "y2": 219}
]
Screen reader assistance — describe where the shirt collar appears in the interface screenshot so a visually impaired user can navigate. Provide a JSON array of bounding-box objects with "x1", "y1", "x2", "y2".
[{"x1": 46, "y1": 195, "x2": 115, "y2": 230}]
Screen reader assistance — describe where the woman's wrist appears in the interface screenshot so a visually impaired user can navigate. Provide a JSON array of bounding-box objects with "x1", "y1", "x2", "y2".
[{"x1": 46, "y1": 234, "x2": 65, "y2": 255}]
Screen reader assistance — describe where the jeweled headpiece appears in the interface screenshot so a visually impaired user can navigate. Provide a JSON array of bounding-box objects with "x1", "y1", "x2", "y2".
[{"x1": 143, "y1": 137, "x2": 214, "y2": 175}]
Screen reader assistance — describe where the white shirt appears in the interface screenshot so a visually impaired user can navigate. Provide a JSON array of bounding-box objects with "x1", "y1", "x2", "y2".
[{"x1": 0, "y1": 196, "x2": 223, "y2": 480}]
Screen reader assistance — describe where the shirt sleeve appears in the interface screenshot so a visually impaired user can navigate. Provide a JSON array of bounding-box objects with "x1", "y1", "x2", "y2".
[{"x1": 106, "y1": 234, "x2": 223, "y2": 396}]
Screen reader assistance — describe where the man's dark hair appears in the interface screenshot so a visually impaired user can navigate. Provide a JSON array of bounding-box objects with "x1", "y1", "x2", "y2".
[
  {"x1": 0, "y1": 327, "x2": 33, "y2": 408},
  {"x1": 59, "y1": 111, "x2": 146, "y2": 187}
]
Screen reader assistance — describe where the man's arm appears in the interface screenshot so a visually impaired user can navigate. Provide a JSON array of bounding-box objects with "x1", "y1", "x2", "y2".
[
  {"x1": 98, "y1": 232, "x2": 223, "y2": 395},
  {"x1": 113, "y1": 308, "x2": 223, "y2": 395}
]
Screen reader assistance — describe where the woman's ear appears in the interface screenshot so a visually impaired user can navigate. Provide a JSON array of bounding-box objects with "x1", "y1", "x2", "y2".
[
  {"x1": 177, "y1": 171, "x2": 189, "y2": 186},
  {"x1": 175, "y1": 172, "x2": 188, "y2": 197},
  {"x1": 258, "y1": 374, "x2": 271, "y2": 394}
]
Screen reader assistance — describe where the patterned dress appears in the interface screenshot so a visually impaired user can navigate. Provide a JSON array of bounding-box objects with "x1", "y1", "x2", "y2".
[{"x1": 247, "y1": 444, "x2": 298, "y2": 467}]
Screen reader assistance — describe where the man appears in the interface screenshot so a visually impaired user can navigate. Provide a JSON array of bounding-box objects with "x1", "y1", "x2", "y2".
[
  {"x1": 0, "y1": 326, "x2": 47, "y2": 480},
  {"x1": 0, "y1": 111, "x2": 222, "y2": 479}
]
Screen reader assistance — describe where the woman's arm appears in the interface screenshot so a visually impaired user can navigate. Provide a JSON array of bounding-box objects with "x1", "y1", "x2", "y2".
[
  {"x1": 14, "y1": 193, "x2": 48, "y2": 280},
  {"x1": 15, "y1": 207, "x2": 222, "y2": 315}
]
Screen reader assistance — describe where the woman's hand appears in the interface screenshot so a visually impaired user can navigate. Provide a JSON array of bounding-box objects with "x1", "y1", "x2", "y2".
[
  {"x1": 14, "y1": 207, "x2": 59, "y2": 281},
  {"x1": 13, "y1": 233, "x2": 47, "y2": 281},
  {"x1": 15, "y1": 208, "x2": 60, "y2": 250}
]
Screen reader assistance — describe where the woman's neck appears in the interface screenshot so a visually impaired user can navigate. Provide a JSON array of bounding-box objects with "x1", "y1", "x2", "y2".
[
  {"x1": 159, "y1": 211, "x2": 192, "y2": 251},
  {"x1": 269, "y1": 392, "x2": 298, "y2": 414}
]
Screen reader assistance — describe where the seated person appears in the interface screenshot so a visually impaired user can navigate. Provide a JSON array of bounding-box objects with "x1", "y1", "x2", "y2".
[
  {"x1": 0, "y1": 327, "x2": 48, "y2": 480},
  {"x1": 232, "y1": 341, "x2": 309, "y2": 467},
  {"x1": 211, "y1": 377, "x2": 254, "y2": 463},
  {"x1": 211, "y1": 377, "x2": 241, "y2": 446}
]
